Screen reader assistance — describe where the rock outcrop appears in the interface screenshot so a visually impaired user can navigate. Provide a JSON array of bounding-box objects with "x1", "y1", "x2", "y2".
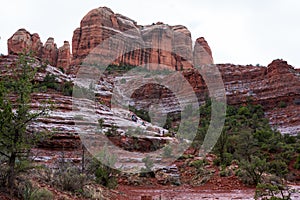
[
  {"x1": 127, "y1": 59, "x2": 300, "y2": 134},
  {"x1": 71, "y1": 7, "x2": 210, "y2": 70},
  {"x1": 7, "y1": 28, "x2": 43, "y2": 56},
  {"x1": 267, "y1": 59, "x2": 294, "y2": 78},
  {"x1": 193, "y1": 37, "x2": 214, "y2": 66},
  {"x1": 57, "y1": 41, "x2": 71, "y2": 70},
  {"x1": 215, "y1": 61, "x2": 299, "y2": 134},
  {"x1": 42, "y1": 37, "x2": 58, "y2": 66},
  {"x1": 4, "y1": 6, "x2": 299, "y2": 135},
  {"x1": 7, "y1": 7, "x2": 214, "y2": 71},
  {"x1": 7, "y1": 29, "x2": 70, "y2": 70},
  {"x1": 71, "y1": 7, "x2": 145, "y2": 68}
]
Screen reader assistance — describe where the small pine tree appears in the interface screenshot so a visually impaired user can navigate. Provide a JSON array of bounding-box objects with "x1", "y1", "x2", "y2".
[
  {"x1": 142, "y1": 156, "x2": 154, "y2": 171},
  {"x1": 0, "y1": 53, "x2": 49, "y2": 190}
]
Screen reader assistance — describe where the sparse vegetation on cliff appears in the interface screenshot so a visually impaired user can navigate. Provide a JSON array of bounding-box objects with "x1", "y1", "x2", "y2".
[{"x1": 192, "y1": 99, "x2": 300, "y2": 198}]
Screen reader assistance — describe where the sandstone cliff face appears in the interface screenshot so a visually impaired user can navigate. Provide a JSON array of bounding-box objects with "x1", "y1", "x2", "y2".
[
  {"x1": 214, "y1": 61, "x2": 299, "y2": 134},
  {"x1": 0, "y1": 55, "x2": 171, "y2": 162},
  {"x1": 172, "y1": 25, "x2": 194, "y2": 69},
  {"x1": 7, "y1": 7, "x2": 214, "y2": 71},
  {"x1": 71, "y1": 7, "x2": 209, "y2": 70},
  {"x1": 219, "y1": 60, "x2": 299, "y2": 107},
  {"x1": 0, "y1": 54, "x2": 298, "y2": 168},
  {"x1": 71, "y1": 7, "x2": 143, "y2": 67},
  {"x1": 140, "y1": 23, "x2": 174, "y2": 69},
  {"x1": 128, "y1": 59, "x2": 300, "y2": 134}
]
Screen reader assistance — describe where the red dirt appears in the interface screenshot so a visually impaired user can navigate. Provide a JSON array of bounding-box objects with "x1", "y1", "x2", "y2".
[
  {"x1": 116, "y1": 184, "x2": 255, "y2": 200},
  {"x1": 116, "y1": 154, "x2": 256, "y2": 200}
]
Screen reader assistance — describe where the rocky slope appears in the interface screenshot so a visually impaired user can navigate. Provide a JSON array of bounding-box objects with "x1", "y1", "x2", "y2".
[
  {"x1": 127, "y1": 60, "x2": 300, "y2": 134},
  {"x1": 2, "y1": 6, "x2": 300, "y2": 159},
  {"x1": 1, "y1": 54, "x2": 177, "y2": 171},
  {"x1": 219, "y1": 60, "x2": 300, "y2": 134}
]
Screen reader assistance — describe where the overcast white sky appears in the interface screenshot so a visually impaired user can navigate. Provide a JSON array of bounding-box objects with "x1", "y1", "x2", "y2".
[{"x1": 1, "y1": 0, "x2": 300, "y2": 67}]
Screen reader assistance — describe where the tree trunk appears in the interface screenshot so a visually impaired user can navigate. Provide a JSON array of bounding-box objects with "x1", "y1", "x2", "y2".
[
  {"x1": 7, "y1": 152, "x2": 16, "y2": 191},
  {"x1": 81, "y1": 145, "x2": 85, "y2": 173}
]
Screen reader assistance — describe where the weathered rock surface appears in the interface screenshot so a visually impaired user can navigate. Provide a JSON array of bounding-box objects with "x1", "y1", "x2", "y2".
[
  {"x1": 0, "y1": 52, "x2": 299, "y2": 177},
  {"x1": 220, "y1": 59, "x2": 299, "y2": 109},
  {"x1": 0, "y1": 55, "x2": 174, "y2": 169},
  {"x1": 7, "y1": 29, "x2": 70, "y2": 70},
  {"x1": 57, "y1": 41, "x2": 71, "y2": 70},
  {"x1": 126, "y1": 59, "x2": 300, "y2": 134},
  {"x1": 7, "y1": 28, "x2": 43, "y2": 56},
  {"x1": 3, "y1": 6, "x2": 299, "y2": 162},
  {"x1": 193, "y1": 37, "x2": 214, "y2": 66},
  {"x1": 216, "y1": 60, "x2": 299, "y2": 134},
  {"x1": 71, "y1": 7, "x2": 143, "y2": 68},
  {"x1": 71, "y1": 7, "x2": 208, "y2": 70},
  {"x1": 7, "y1": 7, "x2": 214, "y2": 72},
  {"x1": 42, "y1": 37, "x2": 58, "y2": 66}
]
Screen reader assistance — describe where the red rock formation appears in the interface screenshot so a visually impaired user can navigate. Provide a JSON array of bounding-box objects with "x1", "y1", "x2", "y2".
[
  {"x1": 42, "y1": 37, "x2": 58, "y2": 66},
  {"x1": 57, "y1": 41, "x2": 71, "y2": 71},
  {"x1": 7, "y1": 29, "x2": 71, "y2": 68},
  {"x1": 7, "y1": 28, "x2": 43, "y2": 56},
  {"x1": 71, "y1": 7, "x2": 143, "y2": 68},
  {"x1": 71, "y1": 7, "x2": 199, "y2": 70},
  {"x1": 7, "y1": 7, "x2": 212, "y2": 71},
  {"x1": 5, "y1": 7, "x2": 299, "y2": 136},
  {"x1": 267, "y1": 59, "x2": 293, "y2": 78},
  {"x1": 172, "y1": 25, "x2": 193, "y2": 70},
  {"x1": 129, "y1": 59, "x2": 299, "y2": 134},
  {"x1": 141, "y1": 196, "x2": 153, "y2": 200},
  {"x1": 141, "y1": 23, "x2": 173, "y2": 69},
  {"x1": 193, "y1": 37, "x2": 213, "y2": 66}
]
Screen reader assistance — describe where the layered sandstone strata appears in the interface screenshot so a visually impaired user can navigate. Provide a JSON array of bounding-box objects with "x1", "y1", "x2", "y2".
[{"x1": 71, "y1": 7, "x2": 212, "y2": 70}]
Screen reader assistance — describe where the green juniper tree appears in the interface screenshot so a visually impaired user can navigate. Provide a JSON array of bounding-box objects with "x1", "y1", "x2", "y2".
[{"x1": 0, "y1": 53, "x2": 49, "y2": 190}]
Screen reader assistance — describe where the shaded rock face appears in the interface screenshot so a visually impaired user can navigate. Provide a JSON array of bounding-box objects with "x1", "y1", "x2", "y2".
[{"x1": 71, "y1": 7, "x2": 210, "y2": 70}]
